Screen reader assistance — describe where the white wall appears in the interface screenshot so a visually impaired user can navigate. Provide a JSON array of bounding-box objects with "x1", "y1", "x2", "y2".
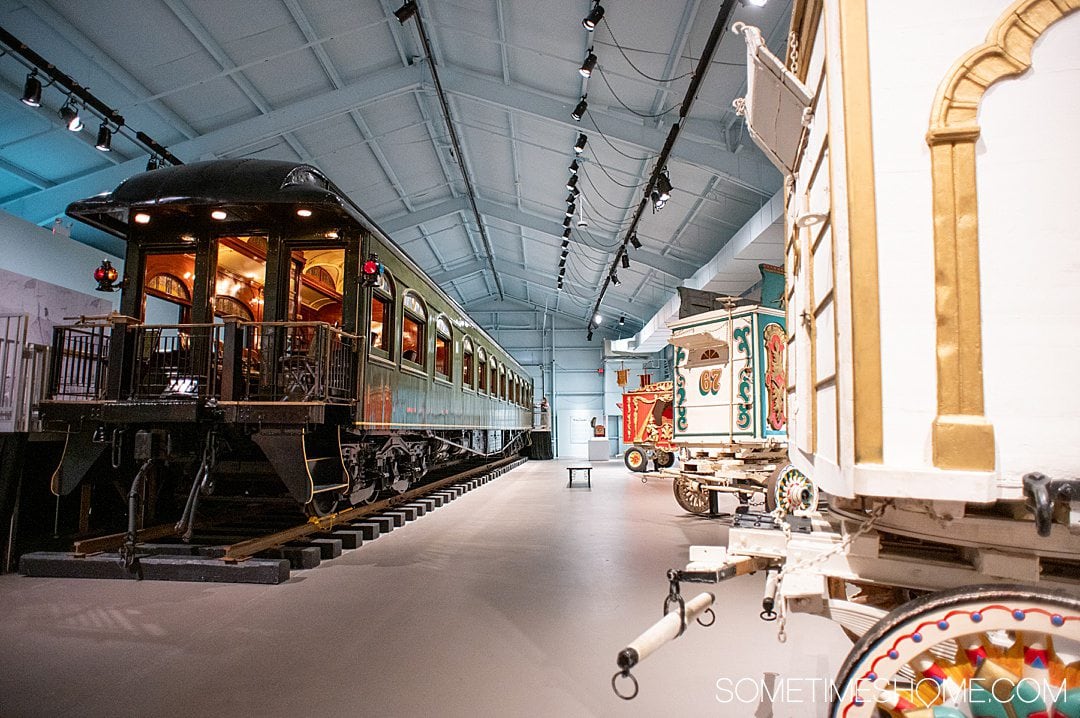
[
  {"x1": 0, "y1": 210, "x2": 119, "y2": 342},
  {"x1": 865, "y1": 0, "x2": 1027, "y2": 472}
]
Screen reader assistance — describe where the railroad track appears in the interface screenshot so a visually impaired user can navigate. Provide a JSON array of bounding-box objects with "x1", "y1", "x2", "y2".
[{"x1": 19, "y1": 456, "x2": 527, "y2": 584}]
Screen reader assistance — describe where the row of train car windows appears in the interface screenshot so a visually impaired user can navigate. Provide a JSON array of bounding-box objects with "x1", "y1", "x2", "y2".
[{"x1": 369, "y1": 272, "x2": 532, "y2": 407}]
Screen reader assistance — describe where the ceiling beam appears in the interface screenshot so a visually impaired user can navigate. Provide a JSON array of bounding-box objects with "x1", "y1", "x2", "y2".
[
  {"x1": 438, "y1": 67, "x2": 777, "y2": 195},
  {"x1": 380, "y1": 196, "x2": 700, "y2": 277},
  {"x1": 1, "y1": 65, "x2": 422, "y2": 224}
]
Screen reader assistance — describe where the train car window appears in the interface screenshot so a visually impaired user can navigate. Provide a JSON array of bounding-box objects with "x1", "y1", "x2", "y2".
[
  {"x1": 435, "y1": 316, "x2": 452, "y2": 379},
  {"x1": 369, "y1": 272, "x2": 393, "y2": 355},
  {"x1": 477, "y1": 348, "x2": 487, "y2": 392},
  {"x1": 489, "y1": 359, "x2": 498, "y2": 397},
  {"x1": 214, "y1": 296, "x2": 253, "y2": 321},
  {"x1": 461, "y1": 337, "x2": 474, "y2": 389},
  {"x1": 402, "y1": 291, "x2": 427, "y2": 367},
  {"x1": 499, "y1": 366, "x2": 506, "y2": 400}
]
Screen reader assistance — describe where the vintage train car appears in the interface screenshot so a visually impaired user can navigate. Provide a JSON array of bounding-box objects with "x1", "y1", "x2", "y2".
[
  {"x1": 40, "y1": 159, "x2": 532, "y2": 533},
  {"x1": 619, "y1": 380, "x2": 676, "y2": 472},
  {"x1": 616, "y1": 2, "x2": 1080, "y2": 714},
  {"x1": 664, "y1": 265, "x2": 814, "y2": 514}
]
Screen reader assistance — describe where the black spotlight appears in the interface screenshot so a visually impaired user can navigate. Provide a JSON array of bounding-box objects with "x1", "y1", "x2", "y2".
[
  {"x1": 572, "y1": 97, "x2": 588, "y2": 121},
  {"x1": 610, "y1": 272, "x2": 620, "y2": 286},
  {"x1": 568, "y1": 159, "x2": 579, "y2": 174},
  {"x1": 574, "y1": 133, "x2": 587, "y2": 154},
  {"x1": 566, "y1": 175, "x2": 578, "y2": 191},
  {"x1": 565, "y1": 202, "x2": 576, "y2": 217},
  {"x1": 563, "y1": 217, "x2": 572, "y2": 228},
  {"x1": 146, "y1": 155, "x2": 160, "y2": 171},
  {"x1": 619, "y1": 315, "x2": 625, "y2": 326},
  {"x1": 562, "y1": 230, "x2": 571, "y2": 240},
  {"x1": 561, "y1": 239, "x2": 570, "y2": 248},
  {"x1": 21, "y1": 71, "x2": 42, "y2": 107},
  {"x1": 621, "y1": 252, "x2": 630, "y2": 269},
  {"x1": 657, "y1": 170, "x2": 673, "y2": 202},
  {"x1": 629, "y1": 232, "x2": 642, "y2": 249},
  {"x1": 565, "y1": 192, "x2": 576, "y2": 204},
  {"x1": 59, "y1": 97, "x2": 83, "y2": 132},
  {"x1": 582, "y1": 3, "x2": 604, "y2": 30},
  {"x1": 95, "y1": 123, "x2": 112, "y2": 152},
  {"x1": 394, "y1": 1, "x2": 417, "y2": 23},
  {"x1": 579, "y1": 53, "x2": 597, "y2": 78}
]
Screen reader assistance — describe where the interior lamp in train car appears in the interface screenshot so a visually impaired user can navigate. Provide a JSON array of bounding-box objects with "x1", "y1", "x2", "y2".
[
  {"x1": 361, "y1": 253, "x2": 383, "y2": 287},
  {"x1": 93, "y1": 259, "x2": 123, "y2": 292}
]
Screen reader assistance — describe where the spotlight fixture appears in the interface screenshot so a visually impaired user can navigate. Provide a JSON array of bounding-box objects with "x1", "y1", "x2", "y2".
[
  {"x1": 95, "y1": 123, "x2": 112, "y2": 152},
  {"x1": 296, "y1": 208, "x2": 313, "y2": 218},
  {"x1": 59, "y1": 97, "x2": 83, "y2": 132},
  {"x1": 571, "y1": 97, "x2": 588, "y2": 121},
  {"x1": 744, "y1": 0, "x2": 768, "y2": 6},
  {"x1": 656, "y1": 170, "x2": 673, "y2": 202},
  {"x1": 629, "y1": 232, "x2": 642, "y2": 249},
  {"x1": 562, "y1": 229, "x2": 571, "y2": 240},
  {"x1": 563, "y1": 217, "x2": 572, "y2": 228},
  {"x1": 566, "y1": 202, "x2": 576, "y2": 217},
  {"x1": 561, "y1": 249, "x2": 569, "y2": 259},
  {"x1": 619, "y1": 315, "x2": 625, "y2": 326},
  {"x1": 565, "y1": 192, "x2": 577, "y2": 204},
  {"x1": 651, "y1": 192, "x2": 667, "y2": 211},
  {"x1": 610, "y1": 272, "x2": 620, "y2": 286},
  {"x1": 574, "y1": 133, "x2": 587, "y2": 154},
  {"x1": 133, "y1": 212, "x2": 151, "y2": 225},
  {"x1": 20, "y1": 71, "x2": 42, "y2": 107},
  {"x1": 557, "y1": 283, "x2": 563, "y2": 292},
  {"x1": 621, "y1": 252, "x2": 630, "y2": 269},
  {"x1": 394, "y1": 0, "x2": 417, "y2": 23},
  {"x1": 568, "y1": 159, "x2": 579, "y2": 174},
  {"x1": 594, "y1": 313, "x2": 603, "y2": 325},
  {"x1": 587, "y1": 330, "x2": 594, "y2": 341},
  {"x1": 561, "y1": 239, "x2": 570, "y2": 249},
  {"x1": 559, "y1": 267, "x2": 566, "y2": 277},
  {"x1": 579, "y1": 53, "x2": 597, "y2": 78},
  {"x1": 582, "y1": 3, "x2": 604, "y2": 31},
  {"x1": 146, "y1": 155, "x2": 160, "y2": 171},
  {"x1": 211, "y1": 210, "x2": 228, "y2": 220},
  {"x1": 566, "y1": 175, "x2": 578, "y2": 191}
]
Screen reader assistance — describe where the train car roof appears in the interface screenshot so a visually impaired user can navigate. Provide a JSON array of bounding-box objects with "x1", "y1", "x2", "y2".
[{"x1": 65, "y1": 159, "x2": 530, "y2": 379}]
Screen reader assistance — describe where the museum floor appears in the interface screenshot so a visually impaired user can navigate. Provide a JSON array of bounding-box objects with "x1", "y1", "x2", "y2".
[{"x1": 0, "y1": 459, "x2": 850, "y2": 718}]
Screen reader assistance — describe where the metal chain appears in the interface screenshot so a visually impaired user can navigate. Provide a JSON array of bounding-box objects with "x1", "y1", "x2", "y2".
[
  {"x1": 774, "y1": 500, "x2": 893, "y2": 643},
  {"x1": 788, "y1": 32, "x2": 800, "y2": 73}
]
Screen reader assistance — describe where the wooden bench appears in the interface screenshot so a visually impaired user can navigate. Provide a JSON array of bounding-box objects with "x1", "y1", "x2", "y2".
[{"x1": 567, "y1": 466, "x2": 592, "y2": 488}]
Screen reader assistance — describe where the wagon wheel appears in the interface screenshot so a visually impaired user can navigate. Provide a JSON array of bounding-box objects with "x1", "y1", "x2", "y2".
[
  {"x1": 765, "y1": 464, "x2": 817, "y2": 513},
  {"x1": 654, "y1": 451, "x2": 676, "y2": 469},
  {"x1": 624, "y1": 447, "x2": 647, "y2": 472},
  {"x1": 672, "y1": 475, "x2": 709, "y2": 515},
  {"x1": 830, "y1": 584, "x2": 1080, "y2": 717}
]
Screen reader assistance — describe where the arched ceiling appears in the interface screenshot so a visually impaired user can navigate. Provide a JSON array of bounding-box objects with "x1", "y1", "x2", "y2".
[{"x1": 0, "y1": 0, "x2": 790, "y2": 336}]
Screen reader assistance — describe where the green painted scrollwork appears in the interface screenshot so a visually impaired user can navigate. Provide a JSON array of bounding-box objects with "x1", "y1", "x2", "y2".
[{"x1": 676, "y1": 347, "x2": 688, "y2": 431}]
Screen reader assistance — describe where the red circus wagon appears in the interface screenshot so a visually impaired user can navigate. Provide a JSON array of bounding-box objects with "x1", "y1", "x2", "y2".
[{"x1": 620, "y1": 380, "x2": 676, "y2": 473}]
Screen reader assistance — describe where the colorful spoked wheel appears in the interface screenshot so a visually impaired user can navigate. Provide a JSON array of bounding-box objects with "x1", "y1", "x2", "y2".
[
  {"x1": 831, "y1": 584, "x2": 1080, "y2": 718},
  {"x1": 672, "y1": 475, "x2": 709, "y2": 515},
  {"x1": 624, "y1": 446, "x2": 647, "y2": 472},
  {"x1": 765, "y1": 464, "x2": 818, "y2": 513}
]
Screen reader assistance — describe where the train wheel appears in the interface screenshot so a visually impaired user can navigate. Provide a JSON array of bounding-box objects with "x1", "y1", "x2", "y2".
[
  {"x1": 672, "y1": 475, "x2": 709, "y2": 515},
  {"x1": 830, "y1": 584, "x2": 1080, "y2": 717},
  {"x1": 304, "y1": 492, "x2": 340, "y2": 518},
  {"x1": 654, "y1": 451, "x2": 676, "y2": 469},
  {"x1": 624, "y1": 447, "x2": 647, "y2": 472},
  {"x1": 765, "y1": 464, "x2": 817, "y2": 513}
]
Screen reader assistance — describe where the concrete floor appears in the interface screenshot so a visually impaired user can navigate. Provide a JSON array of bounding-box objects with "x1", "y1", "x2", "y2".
[{"x1": 0, "y1": 459, "x2": 850, "y2": 717}]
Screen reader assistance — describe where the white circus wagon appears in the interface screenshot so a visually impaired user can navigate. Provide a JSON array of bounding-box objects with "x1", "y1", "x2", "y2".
[{"x1": 614, "y1": 2, "x2": 1080, "y2": 716}]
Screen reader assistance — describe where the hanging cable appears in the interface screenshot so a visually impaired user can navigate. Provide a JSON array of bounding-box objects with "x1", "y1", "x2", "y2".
[
  {"x1": 601, "y1": 17, "x2": 694, "y2": 83},
  {"x1": 595, "y1": 66, "x2": 679, "y2": 119},
  {"x1": 585, "y1": 112, "x2": 649, "y2": 161},
  {"x1": 579, "y1": 166, "x2": 639, "y2": 210},
  {"x1": 582, "y1": 157, "x2": 646, "y2": 190}
]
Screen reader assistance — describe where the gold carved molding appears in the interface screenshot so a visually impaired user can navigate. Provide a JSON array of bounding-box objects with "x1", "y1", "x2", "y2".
[
  {"x1": 926, "y1": 0, "x2": 1080, "y2": 471},
  {"x1": 837, "y1": 0, "x2": 884, "y2": 464}
]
